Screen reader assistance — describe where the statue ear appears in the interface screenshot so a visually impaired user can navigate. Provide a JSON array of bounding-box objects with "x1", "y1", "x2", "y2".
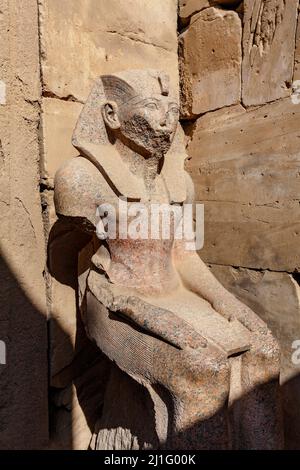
[{"x1": 102, "y1": 101, "x2": 120, "y2": 130}]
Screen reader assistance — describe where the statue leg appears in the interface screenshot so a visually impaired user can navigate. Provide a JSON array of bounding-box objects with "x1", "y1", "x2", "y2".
[
  {"x1": 93, "y1": 363, "x2": 160, "y2": 450},
  {"x1": 162, "y1": 350, "x2": 230, "y2": 450},
  {"x1": 84, "y1": 290, "x2": 231, "y2": 450}
]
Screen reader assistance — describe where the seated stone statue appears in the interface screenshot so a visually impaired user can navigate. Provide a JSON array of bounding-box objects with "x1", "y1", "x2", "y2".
[{"x1": 54, "y1": 69, "x2": 282, "y2": 450}]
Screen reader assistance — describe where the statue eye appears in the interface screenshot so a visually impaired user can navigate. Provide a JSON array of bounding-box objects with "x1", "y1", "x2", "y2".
[
  {"x1": 145, "y1": 102, "x2": 158, "y2": 110},
  {"x1": 169, "y1": 106, "x2": 179, "y2": 115}
]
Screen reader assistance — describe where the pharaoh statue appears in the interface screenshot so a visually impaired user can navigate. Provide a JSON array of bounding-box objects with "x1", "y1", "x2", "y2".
[{"x1": 54, "y1": 70, "x2": 282, "y2": 450}]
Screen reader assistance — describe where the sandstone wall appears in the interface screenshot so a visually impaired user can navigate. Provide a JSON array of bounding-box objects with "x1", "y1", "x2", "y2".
[
  {"x1": 179, "y1": 0, "x2": 300, "y2": 449},
  {"x1": 1, "y1": 0, "x2": 300, "y2": 450},
  {"x1": 0, "y1": 0, "x2": 179, "y2": 451},
  {"x1": 0, "y1": 0, "x2": 48, "y2": 449},
  {"x1": 39, "y1": 0, "x2": 179, "y2": 186}
]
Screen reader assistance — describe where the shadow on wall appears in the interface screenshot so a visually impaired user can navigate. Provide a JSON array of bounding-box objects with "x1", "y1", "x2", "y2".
[
  {"x1": 47, "y1": 219, "x2": 111, "y2": 450},
  {"x1": 282, "y1": 373, "x2": 300, "y2": 449},
  {"x1": 0, "y1": 251, "x2": 48, "y2": 449}
]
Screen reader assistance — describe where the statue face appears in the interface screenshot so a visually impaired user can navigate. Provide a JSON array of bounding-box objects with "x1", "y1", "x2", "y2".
[{"x1": 103, "y1": 93, "x2": 179, "y2": 156}]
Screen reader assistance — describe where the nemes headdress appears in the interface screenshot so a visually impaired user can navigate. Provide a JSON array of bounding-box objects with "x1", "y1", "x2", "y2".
[{"x1": 72, "y1": 69, "x2": 186, "y2": 202}]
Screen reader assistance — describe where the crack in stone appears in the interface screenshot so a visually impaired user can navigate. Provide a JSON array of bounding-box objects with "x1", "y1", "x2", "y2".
[
  {"x1": 105, "y1": 29, "x2": 173, "y2": 53},
  {"x1": 15, "y1": 197, "x2": 37, "y2": 241},
  {"x1": 197, "y1": 199, "x2": 294, "y2": 209},
  {"x1": 0, "y1": 199, "x2": 9, "y2": 207},
  {"x1": 42, "y1": 90, "x2": 84, "y2": 104},
  {"x1": 0, "y1": 139, "x2": 4, "y2": 164},
  {"x1": 208, "y1": 261, "x2": 299, "y2": 275}
]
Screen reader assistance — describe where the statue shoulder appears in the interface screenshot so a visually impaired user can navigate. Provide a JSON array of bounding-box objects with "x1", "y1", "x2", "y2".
[{"x1": 54, "y1": 156, "x2": 104, "y2": 228}]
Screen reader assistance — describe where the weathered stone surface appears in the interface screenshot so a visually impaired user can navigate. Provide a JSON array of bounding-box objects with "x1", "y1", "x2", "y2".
[
  {"x1": 179, "y1": 8, "x2": 242, "y2": 117},
  {"x1": 40, "y1": 190, "x2": 75, "y2": 383},
  {"x1": 41, "y1": 188, "x2": 91, "y2": 386},
  {"x1": 179, "y1": 0, "x2": 210, "y2": 24},
  {"x1": 40, "y1": 190, "x2": 78, "y2": 380},
  {"x1": 179, "y1": 0, "x2": 242, "y2": 24},
  {"x1": 210, "y1": 265, "x2": 300, "y2": 449},
  {"x1": 210, "y1": 266, "x2": 300, "y2": 382},
  {"x1": 51, "y1": 357, "x2": 110, "y2": 449},
  {"x1": 242, "y1": 0, "x2": 299, "y2": 106},
  {"x1": 39, "y1": 0, "x2": 179, "y2": 103},
  {"x1": 46, "y1": 196, "x2": 93, "y2": 381},
  {"x1": 93, "y1": 364, "x2": 159, "y2": 450},
  {"x1": 41, "y1": 99, "x2": 82, "y2": 185},
  {"x1": 49, "y1": 278, "x2": 78, "y2": 377},
  {"x1": 0, "y1": 0, "x2": 48, "y2": 449},
  {"x1": 186, "y1": 98, "x2": 300, "y2": 271},
  {"x1": 295, "y1": 8, "x2": 300, "y2": 81}
]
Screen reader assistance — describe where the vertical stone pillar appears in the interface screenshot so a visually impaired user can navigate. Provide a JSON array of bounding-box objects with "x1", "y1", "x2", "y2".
[{"x1": 0, "y1": 0, "x2": 48, "y2": 449}]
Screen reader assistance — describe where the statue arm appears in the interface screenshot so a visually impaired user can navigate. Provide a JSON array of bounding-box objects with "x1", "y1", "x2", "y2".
[
  {"x1": 173, "y1": 172, "x2": 268, "y2": 335},
  {"x1": 115, "y1": 295, "x2": 208, "y2": 350},
  {"x1": 53, "y1": 157, "x2": 101, "y2": 234},
  {"x1": 174, "y1": 245, "x2": 267, "y2": 334},
  {"x1": 87, "y1": 272, "x2": 208, "y2": 350}
]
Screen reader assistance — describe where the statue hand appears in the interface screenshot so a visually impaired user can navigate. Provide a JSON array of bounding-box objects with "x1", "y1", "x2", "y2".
[
  {"x1": 212, "y1": 296, "x2": 269, "y2": 336},
  {"x1": 114, "y1": 295, "x2": 208, "y2": 351},
  {"x1": 87, "y1": 272, "x2": 208, "y2": 350}
]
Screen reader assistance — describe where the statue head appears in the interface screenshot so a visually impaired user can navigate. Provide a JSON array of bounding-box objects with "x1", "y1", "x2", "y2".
[
  {"x1": 72, "y1": 69, "x2": 187, "y2": 201},
  {"x1": 100, "y1": 70, "x2": 179, "y2": 157}
]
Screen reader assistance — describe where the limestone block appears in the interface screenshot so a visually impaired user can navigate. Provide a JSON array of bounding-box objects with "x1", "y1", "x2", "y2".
[
  {"x1": 0, "y1": 0, "x2": 48, "y2": 449},
  {"x1": 295, "y1": 9, "x2": 300, "y2": 81},
  {"x1": 210, "y1": 265, "x2": 300, "y2": 449},
  {"x1": 210, "y1": 266, "x2": 300, "y2": 382},
  {"x1": 41, "y1": 98, "x2": 82, "y2": 185},
  {"x1": 179, "y1": 0, "x2": 210, "y2": 24},
  {"x1": 242, "y1": 0, "x2": 299, "y2": 106},
  {"x1": 39, "y1": 0, "x2": 179, "y2": 102},
  {"x1": 179, "y1": 8, "x2": 242, "y2": 117},
  {"x1": 186, "y1": 98, "x2": 300, "y2": 271},
  {"x1": 179, "y1": 0, "x2": 242, "y2": 24},
  {"x1": 51, "y1": 357, "x2": 110, "y2": 449}
]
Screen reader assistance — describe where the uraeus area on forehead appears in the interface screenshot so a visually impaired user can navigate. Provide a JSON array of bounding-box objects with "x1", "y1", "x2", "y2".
[{"x1": 120, "y1": 93, "x2": 179, "y2": 109}]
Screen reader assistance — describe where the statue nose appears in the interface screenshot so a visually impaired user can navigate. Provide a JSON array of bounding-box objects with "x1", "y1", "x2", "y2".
[{"x1": 160, "y1": 114, "x2": 167, "y2": 127}]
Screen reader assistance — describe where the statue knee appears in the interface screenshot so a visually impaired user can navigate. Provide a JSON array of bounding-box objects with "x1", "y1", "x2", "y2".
[
  {"x1": 256, "y1": 333, "x2": 280, "y2": 364},
  {"x1": 249, "y1": 331, "x2": 281, "y2": 380},
  {"x1": 166, "y1": 349, "x2": 230, "y2": 399}
]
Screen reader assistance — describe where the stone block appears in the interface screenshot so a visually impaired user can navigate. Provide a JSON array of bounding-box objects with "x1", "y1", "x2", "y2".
[
  {"x1": 179, "y1": 8, "x2": 242, "y2": 117},
  {"x1": 179, "y1": 0, "x2": 210, "y2": 24},
  {"x1": 41, "y1": 98, "x2": 82, "y2": 185},
  {"x1": 210, "y1": 264, "x2": 300, "y2": 449},
  {"x1": 0, "y1": 0, "x2": 48, "y2": 449},
  {"x1": 186, "y1": 98, "x2": 300, "y2": 271},
  {"x1": 242, "y1": 0, "x2": 299, "y2": 106},
  {"x1": 179, "y1": 0, "x2": 242, "y2": 24},
  {"x1": 39, "y1": 0, "x2": 179, "y2": 102}
]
